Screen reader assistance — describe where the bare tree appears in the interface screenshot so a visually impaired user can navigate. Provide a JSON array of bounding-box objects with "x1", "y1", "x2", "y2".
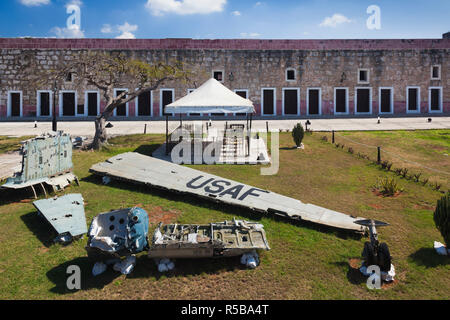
[{"x1": 23, "y1": 51, "x2": 191, "y2": 150}]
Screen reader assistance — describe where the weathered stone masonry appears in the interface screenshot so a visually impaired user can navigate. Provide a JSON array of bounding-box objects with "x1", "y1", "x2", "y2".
[{"x1": 0, "y1": 38, "x2": 448, "y2": 119}]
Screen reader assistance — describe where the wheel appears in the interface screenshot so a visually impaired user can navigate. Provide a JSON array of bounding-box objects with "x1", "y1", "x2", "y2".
[
  {"x1": 362, "y1": 242, "x2": 376, "y2": 266},
  {"x1": 377, "y1": 242, "x2": 392, "y2": 272}
]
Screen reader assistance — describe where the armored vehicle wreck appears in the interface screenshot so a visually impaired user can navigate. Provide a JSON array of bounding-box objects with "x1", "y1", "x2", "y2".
[
  {"x1": 1, "y1": 132, "x2": 78, "y2": 198},
  {"x1": 149, "y1": 219, "x2": 270, "y2": 270}
]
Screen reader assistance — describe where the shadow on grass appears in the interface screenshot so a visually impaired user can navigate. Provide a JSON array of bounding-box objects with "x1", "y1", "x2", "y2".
[
  {"x1": 128, "y1": 255, "x2": 243, "y2": 280},
  {"x1": 409, "y1": 248, "x2": 449, "y2": 268},
  {"x1": 331, "y1": 260, "x2": 367, "y2": 286},
  {"x1": 46, "y1": 257, "x2": 121, "y2": 295},
  {"x1": 46, "y1": 254, "x2": 242, "y2": 294},
  {"x1": 280, "y1": 147, "x2": 298, "y2": 150},
  {"x1": 0, "y1": 187, "x2": 37, "y2": 206},
  {"x1": 20, "y1": 211, "x2": 56, "y2": 248},
  {"x1": 81, "y1": 171, "x2": 363, "y2": 241},
  {"x1": 134, "y1": 144, "x2": 163, "y2": 157}
]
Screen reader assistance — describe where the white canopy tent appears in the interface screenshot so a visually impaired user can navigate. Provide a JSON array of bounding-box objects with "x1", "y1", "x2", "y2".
[
  {"x1": 163, "y1": 78, "x2": 256, "y2": 155},
  {"x1": 165, "y1": 78, "x2": 255, "y2": 114}
]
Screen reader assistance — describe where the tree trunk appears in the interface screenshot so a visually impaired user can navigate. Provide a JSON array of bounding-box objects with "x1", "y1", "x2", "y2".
[{"x1": 91, "y1": 115, "x2": 108, "y2": 150}]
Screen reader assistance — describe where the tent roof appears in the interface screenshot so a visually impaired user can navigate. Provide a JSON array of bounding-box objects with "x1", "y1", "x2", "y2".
[{"x1": 165, "y1": 78, "x2": 255, "y2": 114}]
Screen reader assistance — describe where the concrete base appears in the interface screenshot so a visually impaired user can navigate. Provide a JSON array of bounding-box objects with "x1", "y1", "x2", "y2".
[{"x1": 152, "y1": 135, "x2": 270, "y2": 165}]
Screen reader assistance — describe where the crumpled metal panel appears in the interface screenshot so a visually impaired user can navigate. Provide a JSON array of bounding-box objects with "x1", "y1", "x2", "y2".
[
  {"x1": 33, "y1": 193, "x2": 87, "y2": 238},
  {"x1": 90, "y1": 152, "x2": 366, "y2": 232},
  {"x1": 86, "y1": 207, "x2": 150, "y2": 261},
  {"x1": 2, "y1": 132, "x2": 75, "y2": 190}
]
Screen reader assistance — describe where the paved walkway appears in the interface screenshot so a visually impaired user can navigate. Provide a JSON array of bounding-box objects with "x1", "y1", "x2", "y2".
[
  {"x1": 0, "y1": 152, "x2": 21, "y2": 180},
  {"x1": 0, "y1": 117, "x2": 448, "y2": 137}
]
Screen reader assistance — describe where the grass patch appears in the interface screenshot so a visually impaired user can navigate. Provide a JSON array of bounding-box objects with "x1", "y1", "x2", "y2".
[{"x1": 0, "y1": 131, "x2": 449, "y2": 300}]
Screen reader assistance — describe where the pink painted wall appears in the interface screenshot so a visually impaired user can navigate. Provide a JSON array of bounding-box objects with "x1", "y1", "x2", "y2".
[{"x1": 0, "y1": 38, "x2": 449, "y2": 50}]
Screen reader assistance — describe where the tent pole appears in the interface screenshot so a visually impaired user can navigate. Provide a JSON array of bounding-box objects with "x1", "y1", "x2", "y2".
[
  {"x1": 165, "y1": 115, "x2": 169, "y2": 155},
  {"x1": 248, "y1": 113, "x2": 252, "y2": 157}
]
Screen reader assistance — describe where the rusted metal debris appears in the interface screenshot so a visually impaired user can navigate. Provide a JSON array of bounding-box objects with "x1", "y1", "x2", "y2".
[{"x1": 90, "y1": 152, "x2": 367, "y2": 232}]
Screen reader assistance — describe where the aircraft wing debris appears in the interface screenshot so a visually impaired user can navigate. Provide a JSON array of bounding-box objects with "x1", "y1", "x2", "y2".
[
  {"x1": 90, "y1": 152, "x2": 366, "y2": 232},
  {"x1": 33, "y1": 193, "x2": 87, "y2": 243},
  {"x1": 1, "y1": 132, "x2": 78, "y2": 197}
]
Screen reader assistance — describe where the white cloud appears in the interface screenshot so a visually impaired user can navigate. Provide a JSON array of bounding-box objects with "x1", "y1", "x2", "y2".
[
  {"x1": 101, "y1": 24, "x2": 113, "y2": 34},
  {"x1": 51, "y1": 25, "x2": 85, "y2": 38},
  {"x1": 254, "y1": 2, "x2": 262, "y2": 6},
  {"x1": 232, "y1": 11, "x2": 241, "y2": 16},
  {"x1": 319, "y1": 13, "x2": 352, "y2": 28},
  {"x1": 240, "y1": 32, "x2": 261, "y2": 38},
  {"x1": 68, "y1": 0, "x2": 82, "y2": 6},
  {"x1": 146, "y1": 0, "x2": 226, "y2": 16},
  {"x1": 19, "y1": 0, "x2": 50, "y2": 6},
  {"x1": 116, "y1": 22, "x2": 138, "y2": 39}
]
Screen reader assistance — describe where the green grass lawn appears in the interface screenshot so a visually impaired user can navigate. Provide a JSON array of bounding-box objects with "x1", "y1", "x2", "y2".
[{"x1": 0, "y1": 130, "x2": 448, "y2": 300}]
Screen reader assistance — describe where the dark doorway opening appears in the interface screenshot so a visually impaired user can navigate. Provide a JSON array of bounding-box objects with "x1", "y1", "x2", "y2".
[
  {"x1": 87, "y1": 92, "x2": 98, "y2": 116},
  {"x1": 115, "y1": 90, "x2": 127, "y2": 116},
  {"x1": 263, "y1": 89, "x2": 274, "y2": 115},
  {"x1": 138, "y1": 91, "x2": 151, "y2": 116},
  {"x1": 62, "y1": 92, "x2": 75, "y2": 116},
  {"x1": 40, "y1": 92, "x2": 50, "y2": 116},
  {"x1": 380, "y1": 89, "x2": 392, "y2": 113},
  {"x1": 235, "y1": 90, "x2": 248, "y2": 116},
  {"x1": 356, "y1": 89, "x2": 370, "y2": 113},
  {"x1": 162, "y1": 90, "x2": 173, "y2": 116},
  {"x1": 308, "y1": 89, "x2": 320, "y2": 115},
  {"x1": 335, "y1": 89, "x2": 347, "y2": 113},
  {"x1": 408, "y1": 88, "x2": 418, "y2": 111},
  {"x1": 10, "y1": 93, "x2": 21, "y2": 117},
  {"x1": 430, "y1": 88, "x2": 441, "y2": 111},
  {"x1": 284, "y1": 89, "x2": 298, "y2": 115}
]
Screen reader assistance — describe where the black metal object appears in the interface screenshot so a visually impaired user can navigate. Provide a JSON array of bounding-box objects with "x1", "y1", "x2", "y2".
[
  {"x1": 52, "y1": 80, "x2": 57, "y2": 132},
  {"x1": 377, "y1": 147, "x2": 381, "y2": 164},
  {"x1": 355, "y1": 219, "x2": 391, "y2": 271}
]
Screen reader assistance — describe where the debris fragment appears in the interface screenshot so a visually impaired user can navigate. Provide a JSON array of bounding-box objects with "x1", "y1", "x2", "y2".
[
  {"x1": 434, "y1": 241, "x2": 449, "y2": 256},
  {"x1": 90, "y1": 152, "x2": 367, "y2": 232},
  {"x1": 33, "y1": 193, "x2": 87, "y2": 244},
  {"x1": 149, "y1": 219, "x2": 270, "y2": 270},
  {"x1": 86, "y1": 207, "x2": 149, "y2": 275},
  {"x1": 1, "y1": 132, "x2": 79, "y2": 198}
]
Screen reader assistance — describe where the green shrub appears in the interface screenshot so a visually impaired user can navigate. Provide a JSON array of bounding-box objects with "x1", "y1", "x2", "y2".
[
  {"x1": 433, "y1": 192, "x2": 450, "y2": 247},
  {"x1": 373, "y1": 177, "x2": 403, "y2": 197},
  {"x1": 292, "y1": 123, "x2": 305, "y2": 148}
]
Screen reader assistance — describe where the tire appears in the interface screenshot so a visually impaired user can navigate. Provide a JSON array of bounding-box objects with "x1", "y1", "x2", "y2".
[
  {"x1": 362, "y1": 242, "x2": 376, "y2": 266},
  {"x1": 377, "y1": 242, "x2": 392, "y2": 272}
]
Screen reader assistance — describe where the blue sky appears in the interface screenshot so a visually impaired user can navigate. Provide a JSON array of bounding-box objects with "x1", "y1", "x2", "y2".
[{"x1": 0, "y1": 0, "x2": 449, "y2": 39}]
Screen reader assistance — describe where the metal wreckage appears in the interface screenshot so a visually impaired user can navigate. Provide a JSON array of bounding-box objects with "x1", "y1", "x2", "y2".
[{"x1": 5, "y1": 133, "x2": 394, "y2": 280}]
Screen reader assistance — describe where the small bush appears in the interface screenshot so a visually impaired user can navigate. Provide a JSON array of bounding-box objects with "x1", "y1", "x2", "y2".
[
  {"x1": 373, "y1": 177, "x2": 403, "y2": 197},
  {"x1": 412, "y1": 173, "x2": 422, "y2": 182},
  {"x1": 432, "y1": 182, "x2": 442, "y2": 191},
  {"x1": 292, "y1": 123, "x2": 305, "y2": 148},
  {"x1": 394, "y1": 168, "x2": 402, "y2": 176},
  {"x1": 433, "y1": 192, "x2": 450, "y2": 248},
  {"x1": 320, "y1": 136, "x2": 328, "y2": 142},
  {"x1": 401, "y1": 168, "x2": 409, "y2": 178},
  {"x1": 348, "y1": 147, "x2": 354, "y2": 154},
  {"x1": 381, "y1": 160, "x2": 389, "y2": 170}
]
